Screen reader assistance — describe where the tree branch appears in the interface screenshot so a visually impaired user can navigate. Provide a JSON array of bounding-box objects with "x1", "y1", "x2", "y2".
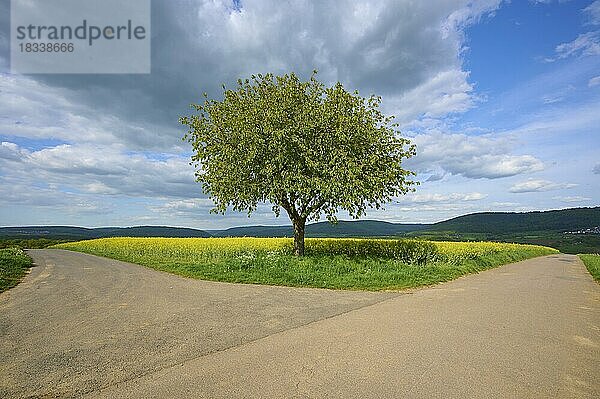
[
  {"x1": 303, "y1": 197, "x2": 327, "y2": 219},
  {"x1": 279, "y1": 192, "x2": 301, "y2": 222}
]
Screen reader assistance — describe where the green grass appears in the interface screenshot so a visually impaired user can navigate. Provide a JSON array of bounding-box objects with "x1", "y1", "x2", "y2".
[
  {"x1": 53, "y1": 238, "x2": 557, "y2": 291},
  {"x1": 578, "y1": 254, "x2": 600, "y2": 282},
  {"x1": 0, "y1": 248, "x2": 33, "y2": 293}
]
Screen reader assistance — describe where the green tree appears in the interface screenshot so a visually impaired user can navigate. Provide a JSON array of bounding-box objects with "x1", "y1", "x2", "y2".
[{"x1": 181, "y1": 71, "x2": 417, "y2": 256}]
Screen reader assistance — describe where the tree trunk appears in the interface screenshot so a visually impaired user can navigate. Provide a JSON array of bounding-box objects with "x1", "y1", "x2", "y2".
[{"x1": 292, "y1": 217, "x2": 306, "y2": 256}]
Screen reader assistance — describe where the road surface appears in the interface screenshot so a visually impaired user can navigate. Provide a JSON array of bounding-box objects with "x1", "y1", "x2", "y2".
[{"x1": 0, "y1": 250, "x2": 598, "y2": 398}]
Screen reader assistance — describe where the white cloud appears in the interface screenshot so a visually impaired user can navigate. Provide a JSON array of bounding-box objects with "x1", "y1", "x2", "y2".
[
  {"x1": 589, "y1": 75, "x2": 600, "y2": 87},
  {"x1": 400, "y1": 192, "x2": 487, "y2": 203},
  {"x1": 552, "y1": 196, "x2": 592, "y2": 203},
  {"x1": 584, "y1": 1, "x2": 600, "y2": 25},
  {"x1": 0, "y1": 74, "x2": 184, "y2": 151},
  {"x1": 367, "y1": 200, "x2": 485, "y2": 224},
  {"x1": 408, "y1": 131, "x2": 544, "y2": 179},
  {"x1": 0, "y1": 142, "x2": 198, "y2": 199},
  {"x1": 541, "y1": 1, "x2": 600, "y2": 61},
  {"x1": 443, "y1": 0, "x2": 502, "y2": 29},
  {"x1": 83, "y1": 183, "x2": 120, "y2": 195},
  {"x1": 387, "y1": 70, "x2": 478, "y2": 123},
  {"x1": 159, "y1": 199, "x2": 215, "y2": 211},
  {"x1": 1, "y1": 1, "x2": 503, "y2": 148},
  {"x1": 509, "y1": 179, "x2": 577, "y2": 193},
  {"x1": 554, "y1": 31, "x2": 600, "y2": 59},
  {"x1": 146, "y1": 199, "x2": 281, "y2": 228},
  {"x1": 0, "y1": 0, "x2": 515, "y2": 227},
  {"x1": 451, "y1": 154, "x2": 545, "y2": 179},
  {"x1": 0, "y1": 141, "x2": 27, "y2": 161},
  {"x1": 3, "y1": 0, "x2": 597, "y2": 228},
  {"x1": 0, "y1": 181, "x2": 112, "y2": 215},
  {"x1": 489, "y1": 201, "x2": 521, "y2": 208}
]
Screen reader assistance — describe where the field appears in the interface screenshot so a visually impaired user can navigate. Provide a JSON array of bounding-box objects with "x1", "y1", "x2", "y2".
[
  {"x1": 0, "y1": 248, "x2": 33, "y2": 293},
  {"x1": 53, "y1": 238, "x2": 557, "y2": 290},
  {"x1": 410, "y1": 230, "x2": 600, "y2": 254},
  {"x1": 578, "y1": 254, "x2": 600, "y2": 282}
]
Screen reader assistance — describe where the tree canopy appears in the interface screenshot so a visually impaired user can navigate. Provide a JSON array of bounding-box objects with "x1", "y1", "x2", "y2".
[{"x1": 181, "y1": 71, "x2": 417, "y2": 255}]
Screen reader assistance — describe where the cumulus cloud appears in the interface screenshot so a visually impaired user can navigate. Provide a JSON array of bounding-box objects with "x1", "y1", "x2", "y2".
[
  {"x1": 449, "y1": 154, "x2": 544, "y2": 179},
  {"x1": 509, "y1": 179, "x2": 577, "y2": 193},
  {"x1": 407, "y1": 131, "x2": 544, "y2": 179},
  {"x1": 387, "y1": 70, "x2": 478, "y2": 124},
  {"x1": 0, "y1": 74, "x2": 183, "y2": 151},
  {"x1": 0, "y1": 181, "x2": 112, "y2": 215},
  {"x1": 0, "y1": 142, "x2": 199, "y2": 199},
  {"x1": 0, "y1": 141, "x2": 27, "y2": 161},
  {"x1": 0, "y1": 0, "x2": 515, "y2": 226},
  {"x1": 1, "y1": 0, "x2": 502, "y2": 148}
]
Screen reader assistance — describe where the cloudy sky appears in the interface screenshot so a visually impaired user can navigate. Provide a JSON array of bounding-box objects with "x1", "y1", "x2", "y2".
[{"x1": 1, "y1": 0, "x2": 599, "y2": 229}]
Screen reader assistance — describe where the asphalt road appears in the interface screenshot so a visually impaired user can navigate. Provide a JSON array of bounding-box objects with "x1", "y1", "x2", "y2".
[{"x1": 1, "y1": 250, "x2": 598, "y2": 398}]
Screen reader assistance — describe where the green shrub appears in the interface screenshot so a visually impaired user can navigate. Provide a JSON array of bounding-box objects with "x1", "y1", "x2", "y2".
[{"x1": 0, "y1": 247, "x2": 33, "y2": 292}]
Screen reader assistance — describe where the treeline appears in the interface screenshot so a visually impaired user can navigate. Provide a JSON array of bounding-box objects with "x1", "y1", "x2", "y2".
[
  {"x1": 430, "y1": 207, "x2": 599, "y2": 234},
  {"x1": 0, "y1": 238, "x2": 73, "y2": 249}
]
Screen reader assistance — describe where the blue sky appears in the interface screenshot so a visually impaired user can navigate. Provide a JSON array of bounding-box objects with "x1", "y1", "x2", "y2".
[{"x1": 1, "y1": 0, "x2": 599, "y2": 228}]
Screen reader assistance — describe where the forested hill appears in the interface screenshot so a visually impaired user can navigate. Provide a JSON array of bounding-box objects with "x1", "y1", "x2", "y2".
[
  {"x1": 428, "y1": 207, "x2": 600, "y2": 234},
  {"x1": 0, "y1": 226, "x2": 211, "y2": 239},
  {"x1": 1, "y1": 207, "x2": 598, "y2": 240},
  {"x1": 209, "y1": 220, "x2": 427, "y2": 237}
]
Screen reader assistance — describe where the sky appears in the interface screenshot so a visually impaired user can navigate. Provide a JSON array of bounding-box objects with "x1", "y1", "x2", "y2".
[{"x1": 0, "y1": 0, "x2": 599, "y2": 229}]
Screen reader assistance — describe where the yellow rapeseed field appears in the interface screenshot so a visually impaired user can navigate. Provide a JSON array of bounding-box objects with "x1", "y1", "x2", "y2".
[
  {"x1": 55, "y1": 237, "x2": 556, "y2": 261},
  {"x1": 56, "y1": 237, "x2": 292, "y2": 257},
  {"x1": 432, "y1": 241, "x2": 556, "y2": 260}
]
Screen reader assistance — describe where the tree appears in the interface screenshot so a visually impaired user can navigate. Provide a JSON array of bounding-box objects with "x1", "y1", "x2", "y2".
[{"x1": 180, "y1": 71, "x2": 417, "y2": 256}]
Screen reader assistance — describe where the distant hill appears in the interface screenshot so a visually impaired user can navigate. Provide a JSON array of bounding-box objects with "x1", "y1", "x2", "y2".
[
  {"x1": 1, "y1": 207, "x2": 598, "y2": 241},
  {"x1": 208, "y1": 225, "x2": 292, "y2": 237},
  {"x1": 0, "y1": 226, "x2": 211, "y2": 240},
  {"x1": 428, "y1": 207, "x2": 600, "y2": 234},
  {"x1": 307, "y1": 220, "x2": 426, "y2": 237},
  {"x1": 209, "y1": 220, "x2": 427, "y2": 238}
]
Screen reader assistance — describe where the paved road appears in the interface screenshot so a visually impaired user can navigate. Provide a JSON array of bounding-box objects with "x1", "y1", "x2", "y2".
[{"x1": 1, "y1": 251, "x2": 598, "y2": 398}]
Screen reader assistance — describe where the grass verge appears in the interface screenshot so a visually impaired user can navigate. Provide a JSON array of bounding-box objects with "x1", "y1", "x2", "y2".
[
  {"x1": 0, "y1": 248, "x2": 33, "y2": 293},
  {"x1": 53, "y1": 238, "x2": 557, "y2": 291},
  {"x1": 578, "y1": 254, "x2": 600, "y2": 282}
]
